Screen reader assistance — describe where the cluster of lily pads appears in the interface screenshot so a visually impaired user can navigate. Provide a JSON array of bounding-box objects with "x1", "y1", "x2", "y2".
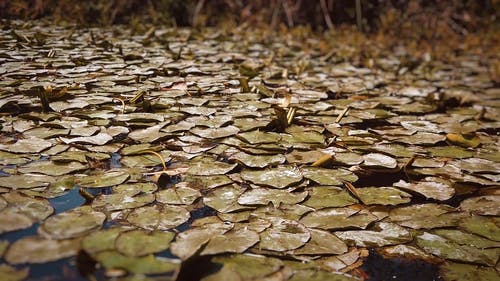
[{"x1": 0, "y1": 21, "x2": 498, "y2": 281}]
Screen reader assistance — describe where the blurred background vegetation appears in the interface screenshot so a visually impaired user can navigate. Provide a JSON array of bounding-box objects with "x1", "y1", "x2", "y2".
[{"x1": 1, "y1": 0, "x2": 497, "y2": 32}]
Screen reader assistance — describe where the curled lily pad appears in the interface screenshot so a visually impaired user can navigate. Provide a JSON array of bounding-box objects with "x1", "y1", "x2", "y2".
[
  {"x1": 170, "y1": 220, "x2": 233, "y2": 260},
  {"x1": 95, "y1": 251, "x2": 180, "y2": 275},
  {"x1": 336, "y1": 222, "x2": 412, "y2": 247},
  {"x1": 238, "y1": 187, "x2": 308, "y2": 206},
  {"x1": 241, "y1": 166, "x2": 303, "y2": 189},
  {"x1": 116, "y1": 229, "x2": 175, "y2": 257},
  {"x1": 39, "y1": 206, "x2": 105, "y2": 239},
  {"x1": 259, "y1": 217, "x2": 310, "y2": 252},
  {"x1": 127, "y1": 204, "x2": 190, "y2": 231},
  {"x1": 300, "y1": 206, "x2": 378, "y2": 230},
  {"x1": 5, "y1": 236, "x2": 80, "y2": 264},
  {"x1": 200, "y1": 228, "x2": 260, "y2": 255},
  {"x1": 78, "y1": 170, "x2": 130, "y2": 188}
]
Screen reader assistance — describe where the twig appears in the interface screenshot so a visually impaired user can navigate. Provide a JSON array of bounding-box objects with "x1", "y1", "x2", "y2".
[
  {"x1": 335, "y1": 106, "x2": 350, "y2": 123},
  {"x1": 282, "y1": 0, "x2": 294, "y2": 28},
  {"x1": 112, "y1": 98, "x2": 125, "y2": 114},
  {"x1": 320, "y1": 0, "x2": 334, "y2": 29},
  {"x1": 355, "y1": 0, "x2": 362, "y2": 32},
  {"x1": 145, "y1": 150, "x2": 167, "y2": 170},
  {"x1": 192, "y1": 0, "x2": 206, "y2": 26},
  {"x1": 271, "y1": 0, "x2": 284, "y2": 29}
]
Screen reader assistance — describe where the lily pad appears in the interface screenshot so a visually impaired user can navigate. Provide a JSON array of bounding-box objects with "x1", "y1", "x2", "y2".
[
  {"x1": 5, "y1": 236, "x2": 80, "y2": 264},
  {"x1": 393, "y1": 179, "x2": 455, "y2": 201},
  {"x1": 187, "y1": 157, "x2": 238, "y2": 176},
  {"x1": 416, "y1": 232, "x2": 500, "y2": 266},
  {"x1": 116, "y1": 229, "x2": 175, "y2": 257},
  {"x1": 39, "y1": 205, "x2": 105, "y2": 239},
  {"x1": 301, "y1": 167, "x2": 358, "y2": 186},
  {"x1": 362, "y1": 153, "x2": 398, "y2": 169},
  {"x1": 0, "y1": 174, "x2": 53, "y2": 189},
  {"x1": 0, "y1": 192, "x2": 53, "y2": 234},
  {"x1": 289, "y1": 269, "x2": 359, "y2": 281},
  {"x1": 292, "y1": 228, "x2": 348, "y2": 255},
  {"x1": 200, "y1": 228, "x2": 260, "y2": 255},
  {"x1": 238, "y1": 187, "x2": 308, "y2": 206},
  {"x1": 303, "y1": 186, "x2": 357, "y2": 209},
  {"x1": 259, "y1": 217, "x2": 310, "y2": 251},
  {"x1": 0, "y1": 264, "x2": 29, "y2": 281},
  {"x1": 170, "y1": 220, "x2": 233, "y2": 260},
  {"x1": 0, "y1": 137, "x2": 52, "y2": 153},
  {"x1": 126, "y1": 204, "x2": 190, "y2": 231},
  {"x1": 203, "y1": 184, "x2": 249, "y2": 213},
  {"x1": 18, "y1": 160, "x2": 87, "y2": 176},
  {"x1": 92, "y1": 193, "x2": 155, "y2": 212},
  {"x1": 336, "y1": 222, "x2": 412, "y2": 247},
  {"x1": 60, "y1": 133, "x2": 113, "y2": 145},
  {"x1": 389, "y1": 203, "x2": 467, "y2": 229},
  {"x1": 459, "y1": 216, "x2": 500, "y2": 241},
  {"x1": 357, "y1": 187, "x2": 412, "y2": 205},
  {"x1": 155, "y1": 183, "x2": 201, "y2": 205},
  {"x1": 190, "y1": 125, "x2": 240, "y2": 139},
  {"x1": 203, "y1": 254, "x2": 283, "y2": 281},
  {"x1": 95, "y1": 251, "x2": 179, "y2": 275},
  {"x1": 81, "y1": 227, "x2": 125, "y2": 253},
  {"x1": 440, "y1": 262, "x2": 500, "y2": 281},
  {"x1": 300, "y1": 206, "x2": 378, "y2": 230},
  {"x1": 459, "y1": 195, "x2": 500, "y2": 216},
  {"x1": 241, "y1": 166, "x2": 303, "y2": 189},
  {"x1": 229, "y1": 151, "x2": 286, "y2": 168}
]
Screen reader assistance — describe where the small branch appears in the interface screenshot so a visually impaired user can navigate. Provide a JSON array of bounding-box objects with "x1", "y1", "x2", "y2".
[
  {"x1": 335, "y1": 106, "x2": 350, "y2": 123},
  {"x1": 355, "y1": 0, "x2": 363, "y2": 32},
  {"x1": 192, "y1": 0, "x2": 206, "y2": 26}
]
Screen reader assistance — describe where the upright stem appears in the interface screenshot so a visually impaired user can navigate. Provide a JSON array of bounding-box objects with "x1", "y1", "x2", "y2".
[{"x1": 355, "y1": 0, "x2": 362, "y2": 32}]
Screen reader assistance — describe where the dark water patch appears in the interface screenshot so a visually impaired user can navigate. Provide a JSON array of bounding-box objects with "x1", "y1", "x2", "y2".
[
  {"x1": 48, "y1": 187, "x2": 85, "y2": 214},
  {"x1": 355, "y1": 170, "x2": 408, "y2": 188},
  {"x1": 109, "y1": 152, "x2": 122, "y2": 168},
  {"x1": 0, "y1": 223, "x2": 38, "y2": 242},
  {"x1": 175, "y1": 205, "x2": 217, "y2": 233},
  {"x1": 176, "y1": 254, "x2": 222, "y2": 281},
  {"x1": 361, "y1": 249, "x2": 443, "y2": 281},
  {"x1": 23, "y1": 257, "x2": 87, "y2": 281}
]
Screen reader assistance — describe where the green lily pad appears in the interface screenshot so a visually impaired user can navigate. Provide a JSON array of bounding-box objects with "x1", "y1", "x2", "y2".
[
  {"x1": 112, "y1": 182, "x2": 157, "y2": 195},
  {"x1": 0, "y1": 192, "x2": 53, "y2": 234},
  {"x1": 389, "y1": 203, "x2": 467, "y2": 229},
  {"x1": 128, "y1": 122, "x2": 168, "y2": 143},
  {"x1": 459, "y1": 216, "x2": 500, "y2": 241},
  {"x1": 92, "y1": 193, "x2": 155, "y2": 212},
  {"x1": 203, "y1": 254, "x2": 283, "y2": 281},
  {"x1": 95, "y1": 251, "x2": 180, "y2": 275},
  {"x1": 0, "y1": 137, "x2": 52, "y2": 153},
  {"x1": 170, "y1": 220, "x2": 233, "y2": 260},
  {"x1": 241, "y1": 166, "x2": 303, "y2": 189},
  {"x1": 51, "y1": 150, "x2": 87, "y2": 163},
  {"x1": 126, "y1": 204, "x2": 190, "y2": 231},
  {"x1": 259, "y1": 217, "x2": 310, "y2": 251},
  {"x1": 300, "y1": 206, "x2": 378, "y2": 230},
  {"x1": 200, "y1": 228, "x2": 260, "y2": 255},
  {"x1": 292, "y1": 228, "x2": 348, "y2": 255},
  {"x1": 459, "y1": 195, "x2": 500, "y2": 215},
  {"x1": 183, "y1": 174, "x2": 233, "y2": 190},
  {"x1": 116, "y1": 229, "x2": 175, "y2": 257},
  {"x1": 238, "y1": 187, "x2": 308, "y2": 206},
  {"x1": 155, "y1": 183, "x2": 201, "y2": 205},
  {"x1": 301, "y1": 167, "x2": 358, "y2": 186},
  {"x1": 427, "y1": 146, "x2": 474, "y2": 158},
  {"x1": 285, "y1": 150, "x2": 326, "y2": 164},
  {"x1": 336, "y1": 222, "x2": 412, "y2": 247},
  {"x1": 440, "y1": 262, "x2": 500, "y2": 281},
  {"x1": 289, "y1": 269, "x2": 359, "y2": 281},
  {"x1": 303, "y1": 186, "x2": 357, "y2": 209},
  {"x1": 5, "y1": 236, "x2": 80, "y2": 264},
  {"x1": 39, "y1": 205, "x2": 105, "y2": 239},
  {"x1": 81, "y1": 227, "x2": 125, "y2": 253},
  {"x1": 433, "y1": 229, "x2": 500, "y2": 249},
  {"x1": 229, "y1": 151, "x2": 286, "y2": 168},
  {"x1": 187, "y1": 157, "x2": 238, "y2": 176},
  {"x1": 0, "y1": 264, "x2": 29, "y2": 281},
  {"x1": 357, "y1": 187, "x2": 412, "y2": 205},
  {"x1": 416, "y1": 232, "x2": 500, "y2": 266},
  {"x1": 362, "y1": 153, "x2": 398, "y2": 169},
  {"x1": 203, "y1": 184, "x2": 249, "y2": 213},
  {"x1": 237, "y1": 130, "x2": 283, "y2": 144},
  {"x1": 78, "y1": 170, "x2": 130, "y2": 188}
]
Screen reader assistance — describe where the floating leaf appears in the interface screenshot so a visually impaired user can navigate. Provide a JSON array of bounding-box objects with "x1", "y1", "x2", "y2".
[
  {"x1": 259, "y1": 217, "x2": 310, "y2": 251},
  {"x1": 39, "y1": 206, "x2": 105, "y2": 239},
  {"x1": 301, "y1": 167, "x2": 358, "y2": 186},
  {"x1": 362, "y1": 153, "x2": 398, "y2": 169},
  {"x1": 95, "y1": 251, "x2": 179, "y2": 275},
  {"x1": 357, "y1": 187, "x2": 412, "y2": 205},
  {"x1": 389, "y1": 204, "x2": 466, "y2": 229},
  {"x1": 187, "y1": 157, "x2": 238, "y2": 176},
  {"x1": 60, "y1": 133, "x2": 113, "y2": 145},
  {"x1": 200, "y1": 228, "x2": 259, "y2": 255},
  {"x1": 440, "y1": 262, "x2": 500, "y2": 281},
  {"x1": 18, "y1": 161, "x2": 87, "y2": 176},
  {"x1": 127, "y1": 204, "x2": 190, "y2": 231},
  {"x1": 300, "y1": 206, "x2": 378, "y2": 230},
  {"x1": 229, "y1": 151, "x2": 286, "y2": 168},
  {"x1": 241, "y1": 166, "x2": 303, "y2": 189},
  {"x1": 81, "y1": 227, "x2": 125, "y2": 254},
  {"x1": 0, "y1": 137, "x2": 52, "y2": 153},
  {"x1": 446, "y1": 133, "x2": 480, "y2": 148},
  {"x1": 0, "y1": 264, "x2": 29, "y2": 281},
  {"x1": 292, "y1": 228, "x2": 348, "y2": 255},
  {"x1": 238, "y1": 187, "x2": 308, "y2": 206},
  {"x1": 92, "y1": 193, "x2": 155, "y2": 211},
  {"x1": 78, "y1": 170, "x2": 130, "y2": 188},
  {"x1": 459, "y1": 216, "x2": 500, "y2": 242},
  {"x1": 303, "y1": 186, "x2": 356, "y2": 209},
  {"x1": 116, "y1": 229, "x2": 175, "y2": 257},
  {"x1": 203, "y1": 254, "x2": 283, "y2": 281},
  {"x1": 155, "y1": 183, "x2": 201, "y2": 205},
  {"x1": 5, "y1": 236, "x2": 80, "y2": 264},
  {"x1": 336, "y1": 222, "x2": 412, "y2": 247},
  {"x1": 393, "y1": 179, "x2": 455, "y2": 201},
  {"x1": 459, "y1": 195, "x2": 500, "y2": 216},
  {"x1": 203, "y1": 184, "x2": 249, "y2": 213}
]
